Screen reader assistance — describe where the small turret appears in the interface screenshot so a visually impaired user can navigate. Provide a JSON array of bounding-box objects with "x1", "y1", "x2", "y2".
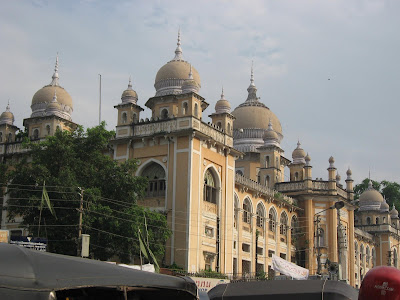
[
  {"x1": 327, "y1": 156, "x2": 337, "y2": 192},
  {"x1": 345, "y1": 167, "x2": 354, "y2": 200}
]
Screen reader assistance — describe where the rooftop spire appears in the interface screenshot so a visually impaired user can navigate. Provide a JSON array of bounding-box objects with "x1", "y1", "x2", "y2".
[
  {"x1": 173, "y1": 28, "x2": 183, "y2": 61},
  {"x1": 50, "y1": 53, "x2": 59, "y2": 86},
  {"x1": 52, "y1": 89, "x2": 57, "y2": 102},
  {"x1": 128, "y1": 76, "x2": 133, "y2": 89},
  {"x1": 246, "y1": 61, "x2": 258, "y2": 101},
  {"x1": 188, "y1": 64, "x2": 193, "y2": 79},
  {"x1": 250, "y1": 60, "x2": 255, "y2": 87},
  {"x1": 221, "y1": 86, "x2": 225, "y2": 100},
  {"x1": 6, "y1": 100, "x2": 10, "y2": 112}
]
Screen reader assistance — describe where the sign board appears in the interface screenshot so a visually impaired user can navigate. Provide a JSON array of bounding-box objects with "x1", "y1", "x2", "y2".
[
  {"x1": 0, "y1": 230, "x2": 9, "y2": 243},
  {"x1": 271, "y1": 254, "x2": 309, "y2": 280},
  {"x1": 81, "y1": 234, "x2": 90, "y2": 257},
  {"x1": 190, "y1": 276, "x2": 230, "y2": 292}
]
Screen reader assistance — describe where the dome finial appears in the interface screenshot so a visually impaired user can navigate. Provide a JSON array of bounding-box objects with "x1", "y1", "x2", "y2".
[
  {"x1": 52, "y1": 89, "x2": 57, "y2": 102},
  {"x1": 188, "y1": 64, "x2": 193, "y2": 79},
  {"x1": 250, "y1": 60, "x2": 255, "y2": 87},
  {"x1": 173, "y1": 28, "x2": 183, "y2": 61},
  {"x1": 6, "y1": 100, "x2": 10, "y2": 112},
  {"x1": 51, "y1": 53, "x2": 59, "y2": 86},
  {"x1": 221, "y1": 86, "x2": 225, "y2": 100},
  {"x1": 128, "y1": 76, "x2": 132, "y2": 89}
]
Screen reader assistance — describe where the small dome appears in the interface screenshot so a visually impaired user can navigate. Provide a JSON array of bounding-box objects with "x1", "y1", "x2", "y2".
[
  {"x1": 336, "y1": 173, "x2": 341, "y2": 181},
  {"x1": 305, "y1": 153, "x2": 311, "y2": 162},
  {"x1": 380, "y1": 198, "x2": 390, "y2": 212},
  {"x1": 359, "y1": 180, "x2": 384, "y2": 211},
  {"x1": 390, "y1": 204, "x2": 399, "y2": 219},
  {"x1": 292, "y1": 141, "x2": 306, "y2": 164},
  {"x1": 181, "y1": 64, "x2": 200, "y2": 94},
  {"x1": 0, "y1": 103, "x2": 14, "y2": 125},
  {"x1": 329, "y1": 156, "x2": 335, "y2": 164},
  {"x1": 232, "y1": 65, "x2": 282, "y2": 138},
  {"x1": 263, "y1": 119, "x2": 279, "y2": 141},
  {"x1": 121, "y1": 77, "x2": 138, "y2": 104},
  {"x1": 215, "y1": 88, "x2": 231, "y2": 114},
  {"x1": 346, "y1": 168, "x2": 352, "y2": 176}
]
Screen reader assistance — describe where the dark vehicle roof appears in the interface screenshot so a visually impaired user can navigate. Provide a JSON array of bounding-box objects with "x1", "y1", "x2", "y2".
[
  {"x1": 0, "y1": 243, "x2": 196, "y2": 297},
  {"x1": 208, "y1": 280, "x2": 358, "y2": 300}
]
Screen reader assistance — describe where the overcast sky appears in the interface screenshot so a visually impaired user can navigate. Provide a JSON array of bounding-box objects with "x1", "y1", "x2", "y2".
[{"x1": 1, "y1": 0, "x2": 399, "y2": 185}]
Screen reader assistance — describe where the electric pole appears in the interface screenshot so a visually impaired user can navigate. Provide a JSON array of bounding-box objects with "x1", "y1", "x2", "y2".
[{"x1": 77, "y1": 187, "x2": 84, "y2": 257}]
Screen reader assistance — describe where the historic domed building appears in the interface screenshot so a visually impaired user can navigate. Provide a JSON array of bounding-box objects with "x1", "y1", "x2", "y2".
[{"x1": 1, "y1": 32, "x2": 399, "y2": 289}]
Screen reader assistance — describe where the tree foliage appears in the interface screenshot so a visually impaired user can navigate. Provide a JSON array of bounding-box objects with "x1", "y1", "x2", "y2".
[{"x1": 5, "y1": 123, "x2": 170, "y2": 263}]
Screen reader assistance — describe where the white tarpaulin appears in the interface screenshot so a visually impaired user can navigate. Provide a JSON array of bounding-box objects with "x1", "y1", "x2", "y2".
[{"x1": 271, "y1": 254, "x2": 309, "y2": 280}]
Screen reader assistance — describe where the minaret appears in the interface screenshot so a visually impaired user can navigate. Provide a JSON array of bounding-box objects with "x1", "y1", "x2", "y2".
[
  {"x1": 327, "y1": 156, "x2": 337, "y2": 193},
  {"x1": 345, "y1": 167, "x2": 354, "y2": 200},
  {"x1": 115, "y1": 77, "x2": 144, "y2": 131},
  {"x1": 257, "y1": 120, "x2": 284, "y2": 187},
  {"x1": 289, "y1": 141, "x2": 306, "y2": 181},
  {"x1": 209, "y1": 87, "x2": 235, "y2": 136},
  {"x1": 304, "y1": 153, "x2": 313, "y2": 191}
]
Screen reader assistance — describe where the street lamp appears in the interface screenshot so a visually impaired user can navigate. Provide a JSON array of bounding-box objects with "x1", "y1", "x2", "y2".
[{"x1": 314, "y1": 201, "x2": 344, "y2": 275}]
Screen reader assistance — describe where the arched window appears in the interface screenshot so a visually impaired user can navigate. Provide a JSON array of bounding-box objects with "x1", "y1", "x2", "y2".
[
  {"x1": 366, "y1": 246, "x2": 370, "y2": 266},
  {"x1": 360, "y1": 244, "x2": 364, "y2": 262},
  {"x1": 204, "y1": 169, "x2": 217, "y2": 204},
  {"x1": 132, "y1": 113, "x2": 138, "y2": 123},
  {"x1": 376, "y1": 217, "x2": 379, "y2": 225},
  {"x1": 46, "y1": 125, "x2": 51, "y2": 135},
  {"x1": 217, "y1": 122, "x2": 222, "y2": 129},
  {"x1": 234, "y1": 195, "x2": 239, "y2": 229},
  {"x1": 291, "y1": 216, "x2": 299, "y2": 242},
  {"x1": 256, "y1": 203, "x2": 265, "y2": 228},
  {"x1": 294, "y1": 172, "x2": 299, "y2": 181},
  {"x1": 236, "y1": 170, "x2": 243, "y2": 176},
  {"x1": 227, "y1": 123, "x2": 231, "y2": 134},
  {"x1": 394, "y1": 248, "x2": 398, "y2": 267},
  {"x1": 268, "y1": 207, "x2": 277, "y2": 233},
  {"x1": 383, "y1": 217, "x2": 386, "y2": 224},
  {"x1": 182, "y1": 102, "x2": 188, "y2": 115},
  {"x1": 194, "y1": 103, "x2": 199, "y2": 118},
  {"x1": 280, "y1": 212, "x2": 288, "y2": 235},
  {"x1": 33, "y1": 129, "x2": 39, "y2": 139},
  {"x1": 372, "y1": 248, "x2": 376, "y2": 267},
  {"x1": 121, "y1": 112, "x2": 127, "y2": 124},
  {"x1": 161, "y1": 109, "x2": 168, "y2": 120},
  {"x1": 7, "y1": 133, "x2": 12, "y2": 142},
  {"x1": 141, "y1": 162, "x2": 166, "y2": 198},
  {"x1": 0, "y1": 132, "x2": 2, "y2": 142},
  {"x1": 265, "y1": 176, "x2": 270, "y2": 188},
  {"x1": 242, "y1": 198, "x2": 251, "y2": 224},
  {"x1": 355, "y1": 242, "x2": 358, "y2": 261},
  {"x1": 265, "y1": 156, "x2": 270, "y2": 168},
  {"x1": 366, "y1": 217, "x2": 371, "y2": 225}
]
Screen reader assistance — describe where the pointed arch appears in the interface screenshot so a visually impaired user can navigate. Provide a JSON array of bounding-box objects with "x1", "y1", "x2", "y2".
[
  {"x1": 280, "y1": 211, "x2": 288, "y2": 235},
  {"x1": 234, "y1": 193, "x2": 240, "y2": 229},
  {"x1": 203, "y1": 166, "x2": 221, "y2": 206},
  {"x1": 268, "y1": 206, "x2": 277, "y2": 233},
  {"x1": 242, "y1": 197, "x2": 252, "y2": 224},
  {"x1": 256, "y1": 202, "x2": 266, "y2": 228},
  {"x1": 139, "y1": 160, "x2": 166, "y2": 198}
]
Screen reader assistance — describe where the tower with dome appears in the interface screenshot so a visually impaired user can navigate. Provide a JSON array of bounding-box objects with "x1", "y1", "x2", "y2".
[{"x1": 1, "y1": 32, "x2": 399, "y2": 288}]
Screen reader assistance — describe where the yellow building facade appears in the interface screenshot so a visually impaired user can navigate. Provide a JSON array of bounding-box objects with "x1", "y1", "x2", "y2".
[{"x1": 1, "y1": 33, "x2": 399, "y2": 288}]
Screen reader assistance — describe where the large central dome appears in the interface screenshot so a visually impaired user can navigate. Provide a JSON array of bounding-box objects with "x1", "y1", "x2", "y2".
[
  {"x1": 30, "y1": 56, "x2": 73, "y2": 121},
  {"x1": 154, "y1": 31, "x2": 201, "y2": 96},
  {"x1": 232, "y1": 66, "x2": 282, "y2": 153}
]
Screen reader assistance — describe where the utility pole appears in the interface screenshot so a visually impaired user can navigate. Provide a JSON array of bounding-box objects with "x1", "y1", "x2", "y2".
[
  {"x1": 315, "y1": 215, "x2": 322, "y2": 275},
  {"x1": 255, "y1": 229, "x2": 259, "y2": 277},
  {"x1": 77, "y1": 187, "x2": 84, "y2": 257}
]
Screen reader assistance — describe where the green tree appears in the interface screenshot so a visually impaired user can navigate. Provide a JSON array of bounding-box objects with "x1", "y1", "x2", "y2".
[{"x1": 5, "y1": 123, "x2": 170, "y2": 263}]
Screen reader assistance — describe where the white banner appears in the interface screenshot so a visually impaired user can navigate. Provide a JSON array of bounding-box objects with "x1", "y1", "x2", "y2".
[
  {"x1": 271, "y1": 254, "x2": 309, "y2": 280},
  {"x1": 190, "y1": 277, "x2": 230, "y2": 292}
]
